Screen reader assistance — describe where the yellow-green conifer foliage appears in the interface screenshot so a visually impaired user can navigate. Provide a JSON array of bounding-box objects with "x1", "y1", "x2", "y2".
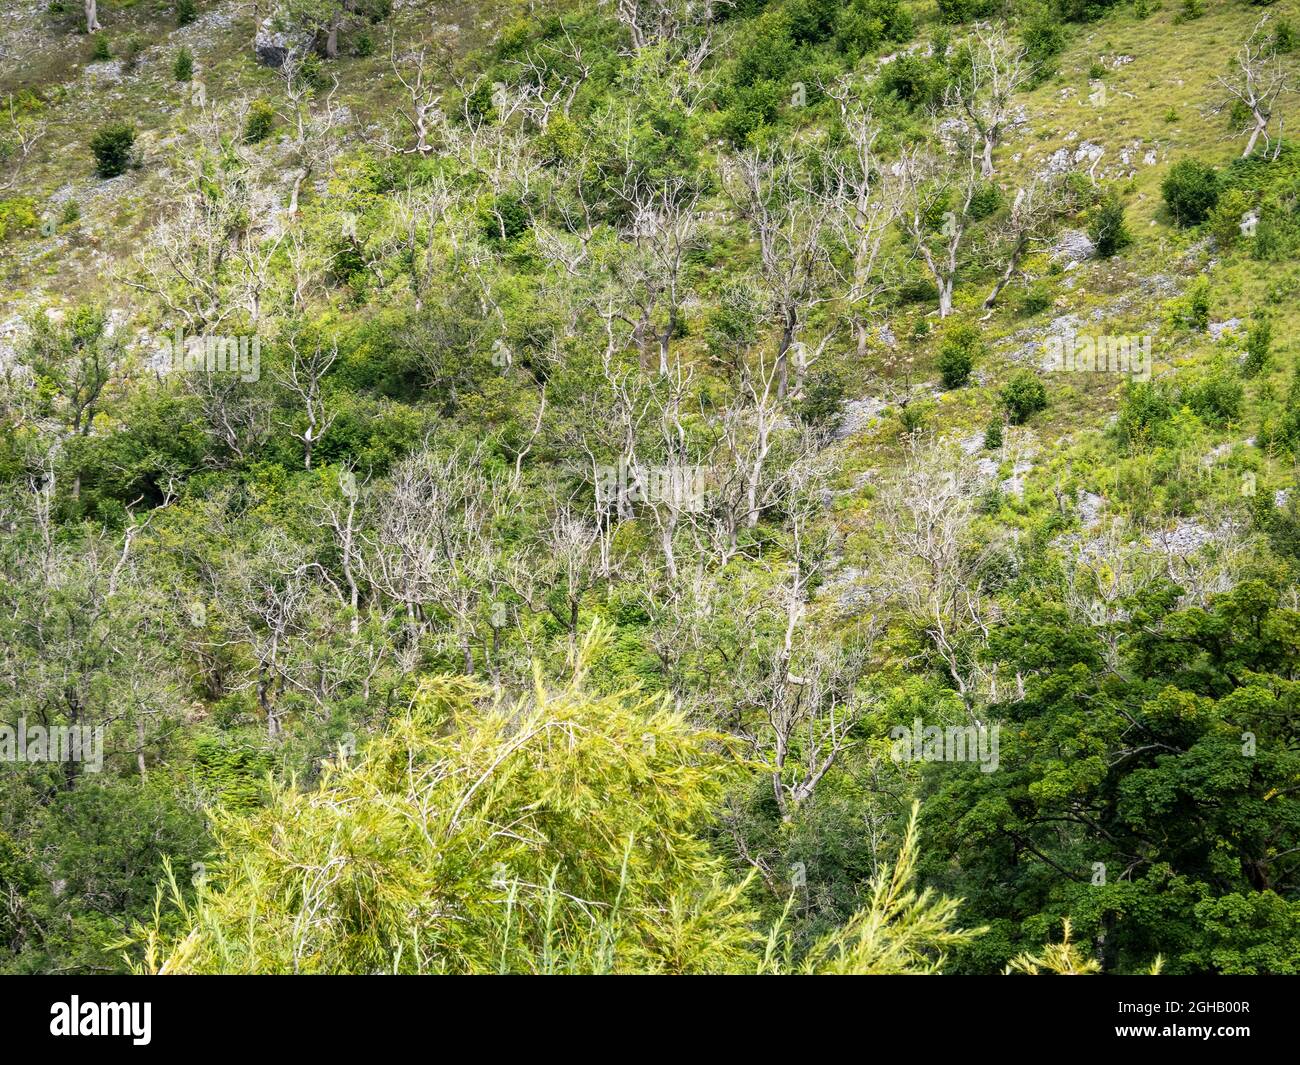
[
  {"x1": 130, "y1": 627, "x2": 990, "y2": 976},
  {"x1": 137, "y1": 626, "x2": 761, "y2": 974},
  {"x1": 762, "y1": 802, "x2": 986, "y2": 975}
]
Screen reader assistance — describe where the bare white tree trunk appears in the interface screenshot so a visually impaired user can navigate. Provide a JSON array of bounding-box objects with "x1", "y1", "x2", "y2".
[{"x1": 1217, "y1": 17, "x2": 1291, "y2": 159}]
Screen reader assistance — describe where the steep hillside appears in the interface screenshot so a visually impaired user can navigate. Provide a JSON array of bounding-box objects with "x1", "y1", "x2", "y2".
[{"x1": 2, "y1": 0, "x2": 1299, "y2": 976}]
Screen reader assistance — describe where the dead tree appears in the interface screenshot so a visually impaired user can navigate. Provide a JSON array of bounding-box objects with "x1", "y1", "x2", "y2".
[
  {"x1": 945, "y1": 29, "x2": 1030, "y2": 179},
  {"x1": 612, "y1": 174, "x2": 703, "y2": 376},
  {"x1": 1, "y1": 94, "x2": 46, "y2": 192},
  {"x1": 388, "y1": 41, "x2": 443, "y2": 155},
  {"x1": 726, "y1": 147, "x2": 837, "y2": 399},
  {"x1": 1216, "y1": 16, "x2": 1291, "y2": 158},
  {"x1": 615, "y1": 0, "x2": 717, "y2": 66},
  {"x1": 277, "y1": 56, "x2": 341, "y2": 214},
  {"x1": 360, "y1": 447, "x2": 508, "y2": 673},
  {"x1": 502, "y1": 30, "x2": 593, "y2": 128},
  {"x1": 867, "y1": 440, "x2": 1008, "y2": 719},
  {"x1": 823, "y1": 82, "x2": 901, "y2": 357},
  {"x1": 314, "y1": 467, "x2": 365, "y2": 635},
  {"x1": 279, "y1": 334, "x2": 339, "y2": 470},
  {"x1": 897, "y1": 139, "x2": 981, "y2": 319},
  {"x1": 981, "y1": 174, "x2": 1072, "y2": 314}
]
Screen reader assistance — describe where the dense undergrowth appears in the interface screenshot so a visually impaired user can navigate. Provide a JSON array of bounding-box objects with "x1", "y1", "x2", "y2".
[{"x1": 1, "y1": 0, "x2": 1299, "y2": 974}]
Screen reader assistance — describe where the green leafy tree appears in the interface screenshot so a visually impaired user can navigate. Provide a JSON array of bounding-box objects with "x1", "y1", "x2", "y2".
[
  {"x1": 1001, "y1": 369, "x2": 1048, "y2": 424},
  {"x1": 922, "y1": 579, "x2": 1300, "y2": 973},
  {"x1": 88, "y1": 122, "x2": 134, "y2": 178},
  {"x1": 172, "y1": 47, "x2": 194, "y2": 82},
  {"x1": 134, "y1": 628, "x2": 763, "y2": 974},
  {"x1": 1089, "y1": 190, "x2": 1132, "y2": 257},
  {"x1": 937, "y1": 321, "x2": 982, "y2": 389},
  {"x1": 1162, "y1": 158, "x2": 1220, "y2": 226}
]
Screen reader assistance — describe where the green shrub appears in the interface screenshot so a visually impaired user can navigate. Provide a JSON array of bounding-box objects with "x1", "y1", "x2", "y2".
[
  {"x1": 89, "y1": 122, "x2": 135, "y2": 178},
  {"x1": 1001, "y1": 369, "x2": 1048, "y2": 424},
  {"x1": 1177, "y1": 0, "x2": 1203, "y2": 20},
  {"x1": 1021, "y1": 5, "x2": 1066, "y2": 68},
  {"x1": 0, "y1": 196, "x2": 38, "y2": 241},
  {"x1": 898, "y1": 401, "x2": 930, "y2": 435},
  {"x1": 1118, "y1": 380, "x2": 1173, "y2": 448},
  {"x1": 879, "y1": 52, "x2": 936, "y2": 107},
  {"x1": 1261, "y1": 361, "x2": 1300, "y2": 452},
  {"x1": 719, "y1": 82, "x2": 781, "y2": 146},
  {"x1": 1276, "y1": 18, "x2": 1296, "y2": 52},
  {"x1": 120, "y1": 34, "x2": 143, "y2": 73},
  {"x1": 1253, "y1": 214, "x2": 1286, "y2": 260},
  {"x1": 1244, "y1": 317, "x2": 1272, "y2": 377},
  {"x1": 733, "y1": 14, "x2": 796, "y2": 87},
  {"x1": 935, "y1": 0, "x2": 994, "y2": 23},
  {"x1": 838, "y1": 0, "x2": 913, "y2": 52},
  {"x1": 969, "y1": 182, "x2": 1004, "y2": 221},
  {"x1": 794, "y1": 368, "x2": 846, "y2": 429},
  {"x1": 983, "y1": 418, "x2": 1004, "y2": 449},
  {"x1": 90, "y1": 33, "x2": 111, "y2": 61},
  {"x1": 1089, "y1": 190, "x2": 1132, "y2": 257},
  {"x1": 937, "y1": 321, "x2": 982, "y2": 388},
  {"x1": 1017, "y1": 284, "x2": 1052, "y2": 316},
  {"x1": 481, "y1": 193, "x2": 532, "y2": 244},
  {"x1": 1208, "y1": 188, "x2": 1252, "y2": 247},
  {"x1": 787, "y1": 0, "x2": 839, "y2": 44},
  {"x1": 298, "y1": 52, "x2": 328, "y2": 90},
  {"x1": 1182, "y1": 360, "x2": 1243, "y2": 425},
  {"x1": 1171, "y1": 276, "x2": 1211, "y2": 331},
  {"x1": 1227, "y1": 99, "x2": 1252, "y2": 135},
  {"x1": 176, "y1": 0, "x2": 198, "y2": 26},
  {"x1": 536, "y1": 114, "x2": 581, "y2": 166},
  {"x1": 173, "y1": 46, "x2": 194, "y2": 82},
  {"x1": 1162, "y1": 158, "x2": 1219, "y2": 226},
  {"x1": 244, "y1": 99, "x2": 276, "y2": 144}
]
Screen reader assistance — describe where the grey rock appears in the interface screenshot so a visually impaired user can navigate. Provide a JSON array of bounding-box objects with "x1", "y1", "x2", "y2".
[
  {"x1": 254, "y1": 19, "x2": 304, "y2": 68},
  {"x1": 1077, "y1": 491, "x2": 1105, "y2": 528},
  {"x1": 1153, "y1": 521, "x2": 1215, "y2": 557},
  {"x1": 821, "y1": 566, "x2": 873, "y2": 616},
  {"x1": 1001, "y1": 460, "x2": 1033, "y2": 498},
  {"x1": 1052, "y1": 229, "x2": 1095, "y2": 263},
  {"x1": 834, "y1": 396, "x2": 888, "y2": 441},
  {"x1": 1208, "y1": 318, "x2": 1243, "y2": 341}
]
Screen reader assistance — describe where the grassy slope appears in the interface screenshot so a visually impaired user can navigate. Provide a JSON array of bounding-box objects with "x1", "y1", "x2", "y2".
[
  {"x1": 822, "y1": 2, "x2": 1298, "y2": 591},
  {"x1": 0, "y1": 1, "x2": 497, "y2": 311},
  {"x1": 3, "y1": 0, "x2": 1296, "y2": 597}
]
